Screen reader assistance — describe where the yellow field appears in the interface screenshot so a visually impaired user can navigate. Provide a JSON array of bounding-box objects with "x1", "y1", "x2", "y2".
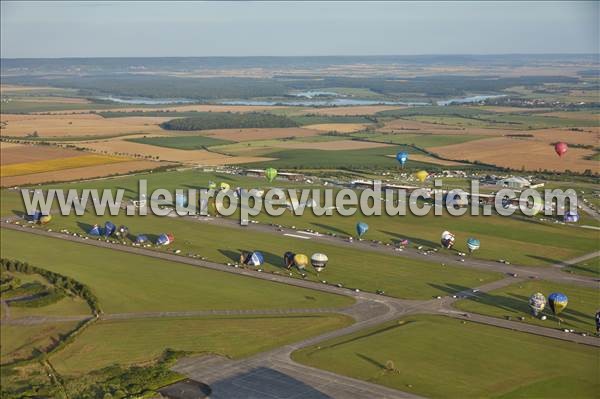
[
  {"x1": 0, "y1": 113, "x2": 170, "y2": 138},
  {"x1": 2, "y1": 154, "x2": 130, "y2": 177},
  {"x1": 303, "y1": 123, "x2": 369, "y2": 133}
]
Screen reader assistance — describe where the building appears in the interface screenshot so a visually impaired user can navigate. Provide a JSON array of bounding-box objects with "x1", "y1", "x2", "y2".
[{"x1": 496, "y1": 176, "x2": 531, "y2": 189}]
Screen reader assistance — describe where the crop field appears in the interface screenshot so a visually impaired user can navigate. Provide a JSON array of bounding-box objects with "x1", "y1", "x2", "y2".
[
  {"x1": 126, "y1": 135, "x2": 234, "y2": 150},
  {"x1": 0, "y1": 113, "x2": 170, "y2": 138},
  {"x1": 303, "y1": 123, "x2": 370, "y2": 133},
  {"x1": 51, "y1": 314, "x2": 352, "y2": 375},
  {"x1": 1, "y1": 229, "x2": 354, "y2": 313},
  {"x1": 0, "y1": 160, "x2": 165, "y2": 187},
  {"x1": 430, "y1": 136, "x2": 599, "y2": 173},
  {"x1": 77, "y1": 139, "x2": 270, "y2": 164},
  {"x1": 1, "y1": 154, "x2": 130, "y2": 177},
  {"x1": 1, "y1": 143, "x2": 85, "y2": 165},
  {"x1": 202, "y1": 127, "x2": 323, "y2": 141},
  {"x1": 351, "y1": 132, "x2": 488, "y2": 147},
  {"x1": 292, "y1": 315, "x2": 599, "y2": 399},
  {"x1": 454, "y1": 280, "x2": 600, "y2": 333}
]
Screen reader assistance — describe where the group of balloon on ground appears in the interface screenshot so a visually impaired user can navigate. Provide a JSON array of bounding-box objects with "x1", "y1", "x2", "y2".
[
  {"x1": 87, "y1": 221, "x2": 175, "y2": 246},
  {"x1": 239, "y1": 250, "x2": 328, "y2": 274}
]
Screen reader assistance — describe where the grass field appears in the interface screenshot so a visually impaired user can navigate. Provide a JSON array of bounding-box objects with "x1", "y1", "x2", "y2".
[
  {"x1": 1, "y1": 154, "x2": 129, "y2": 177},
  {"x1": 51, "y1": 314, "x2": 352, "y2": 375},
  {"x1": 126, "y1": 135, "x2": 234, "y2": 150},
  {"x1": 292, "y1": 315, "x2": 600, "y2": 399},
  {"x1": 1, "y1": 322, "x2": 80, "y2": 364},
  {"x1": 1, "y1": 229, "x2": 354, "y2": 313},
  {"x1": 11, "y1": 209, "x2": 505, "y2": 300},
  {"x1": 454, "y1": 280, "x2": 600, "y2": 333},
  {"x1": 563, "y1": 257, "x2": 600, "y2": 278}
]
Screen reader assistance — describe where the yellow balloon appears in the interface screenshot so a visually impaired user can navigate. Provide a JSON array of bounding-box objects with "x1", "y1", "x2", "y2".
[
  {"x1": 415, "y1": 170, "x2": 429, "y2": 182},
  {"x1": 293, "y1": 254, "x2": 309, "y2": 269}
]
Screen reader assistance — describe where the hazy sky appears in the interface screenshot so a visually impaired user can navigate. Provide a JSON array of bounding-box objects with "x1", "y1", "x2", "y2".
[{"x1": 1, "y1": 1, "x2": 598, "y2": 58}]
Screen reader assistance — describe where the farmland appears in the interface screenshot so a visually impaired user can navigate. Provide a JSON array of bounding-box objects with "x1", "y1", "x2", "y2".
[{"x1": 1, "y1": 53, "x2": 599, "y2": 398}]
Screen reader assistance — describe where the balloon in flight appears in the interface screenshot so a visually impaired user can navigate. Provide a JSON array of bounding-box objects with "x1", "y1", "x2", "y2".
[
  {"x1": 265, "y1": 167, "x2": 278, "y2": 183},
  {"x1": 415, "y1": 170, "x2": 429, "y2": 182},
  {"x1": 396, "y1": 151, "x2": 408, "y2": 168},
  {"x1": 554, "y1": 142, "x2": 568, "y2": 157}
]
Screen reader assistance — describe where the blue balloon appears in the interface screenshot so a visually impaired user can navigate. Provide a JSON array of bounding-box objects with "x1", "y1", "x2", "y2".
[
  {"x1": 89, "y1": 224, "x2": 102, "y2": 236},
  {"x1": 396, "y1": 151, "x2": 408, "y2": 167},
  {"x1": 563, "y1": 211, "x2": 579, "y2": 223},
  {"x1": 356, "y1": 222, "x2": 369, "y2": 237},
  {"x1": 135, "y1": 234, "x2": 148, "y2": 244},
  {"x1": 29, "y1": 210, "x2": 42, "y2": 222},
  {"x1": 248, "y1": 251, "x2": 264, "y2": 266},
  {"x1": 104, "y1": 221, "x2": 116, "y2": 237},
  {"x1": 466, "y1": 237, "x2": 480, "y2": 252}
]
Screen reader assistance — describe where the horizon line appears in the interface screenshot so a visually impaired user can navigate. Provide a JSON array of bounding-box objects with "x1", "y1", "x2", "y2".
[{"x1": 2, "y1": 52, "x2": 600, "y2": 61}]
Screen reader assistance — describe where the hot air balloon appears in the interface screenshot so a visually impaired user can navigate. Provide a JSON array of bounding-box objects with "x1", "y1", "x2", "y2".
[
  {"x1": 529, "y1": 293, "x2": 547, "y2": 316},
  {"x1": 29, "y1": 210, "x2": 42, "y2": 223},
  {"x1": 415, "y1": 170, "x2": 429, "y2": 182},
  {"x1": 554, "y1": 142, "x2": 568, "y2": 157},
  {"x1": 242, "y1": 251, "x2": 264, "y2": 267},
  {"x1": 104, "y1": 221, "x2": 116, "y2": 237},
  {"x1": 283, "y1": 252, "x2": 296, "y2": 269},
  {"x1": 116, "y1": 225, "x2": 129, "y2": 238},
  {"x1": 311, "y1": 253, "x2": 329, "y2": 272},
  {"x1": 88, "y1": 224, "x2": 102, "y2": 236},
  {"x1": 39, "y1": 215, "x2": 52, "y2": 225},
  {"x1": 265, "y1": 167, "x2": 278, "y2": 183},
  {"x1": 466, "y1": 237, "x2": 480, "y2": 253},
  {"x1": 548, "y1": 292, "x2": 568, "y2": 315},
  {"x1": 175, "y1": 193, "x2": 188, "y2": 208},
  {"x1": 156, "y1": 233, "x2": 174, "y2": 246},
  {"x1": 564, "y1": 211, "x2": 579, "y2": 223},
  {"x1": 440, "y1": 231, "x2": 456, "y2": 249},
  {"x1": 219, "y1": 182, "x2": 231, "y2": 191},
  {"x1": 135, "y1": 234, "x2": 148, "y2": 244},
  {"x1": 208, "y1": 181, "x2": 217, "y2": 190},
  {"x1": 396, "y1": 151, "x2": 408, "y2": 168},
  {"x1": 293, "y1": 254, "x2": 309, "y2": 270},
  {"x1": 356, "y1": 222, "x2": 369, "y2": 238}
]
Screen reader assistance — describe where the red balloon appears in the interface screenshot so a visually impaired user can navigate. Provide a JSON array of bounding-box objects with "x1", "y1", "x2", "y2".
[{"x1": 555, "y1": 142, "x2": 568, "y2": 157}]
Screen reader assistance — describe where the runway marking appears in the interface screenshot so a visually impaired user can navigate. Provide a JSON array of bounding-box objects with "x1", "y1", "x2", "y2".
[{"x1": 284, "y1": 233, "x2": 311, "y2": 240}]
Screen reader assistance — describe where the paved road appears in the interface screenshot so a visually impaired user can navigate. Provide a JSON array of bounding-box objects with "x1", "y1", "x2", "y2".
[
  {"x1": 2, "y1": 222, "x2": 598, "y2": 399},
  {"x1": 552, "y1": 250, "x2": 600, "y2": 268}
]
